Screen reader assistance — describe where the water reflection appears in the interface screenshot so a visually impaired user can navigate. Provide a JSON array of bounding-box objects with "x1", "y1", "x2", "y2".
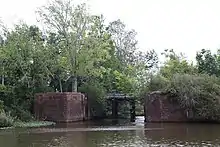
[{"x1": 0, "y1": 116, "x2": 220, "y2": 146}]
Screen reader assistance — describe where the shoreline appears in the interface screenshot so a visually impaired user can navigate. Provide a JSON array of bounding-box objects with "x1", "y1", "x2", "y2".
[{"x1": 0, "y1": 121, "x2": 56, "y2": 129}]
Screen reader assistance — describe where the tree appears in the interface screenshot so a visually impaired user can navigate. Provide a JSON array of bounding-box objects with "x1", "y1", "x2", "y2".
[
  {"x1": 107, "y1": 19, "x2": 137, "y2": 67},
  {"x1": 0, "y1": 22, "x2": 8, "y2": 86},
  {"x1": 160, "y1": 49, "x2": 196, "y2": 78},
  {"x1": 196, "y1": 49, "x2": 219, "y2": 76},
  {"x1": 2, "y1": 24, "x2": 49, "y2": 90},
  {"x1": 37, "y1": 0, "x2": 111, "y2": 92},
  {"x1": 0, "y1": 23, "x2": 53, "y2": 121},
  {"x1": 105, "y1": 19, "x2": 159, "y2": 95}
]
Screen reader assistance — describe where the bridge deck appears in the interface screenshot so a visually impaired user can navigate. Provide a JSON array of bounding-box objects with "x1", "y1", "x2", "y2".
[{"x1": 106, "y1": 94, "x2": 135, "y2": 101}]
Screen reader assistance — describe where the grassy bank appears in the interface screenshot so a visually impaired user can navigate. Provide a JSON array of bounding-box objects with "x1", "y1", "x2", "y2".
[
  {"x1": 0, "y1": 121, "x2": 56, "y2": 129},
  {"x1": 0, "y1": 121, "x2": 55, "y2": 129},
  {"x1": 0, "y1": 110, "x2": 55, "y2": 129},
  {"x1": 14, "y1": 121, "x2": 56, "y2": 128}
]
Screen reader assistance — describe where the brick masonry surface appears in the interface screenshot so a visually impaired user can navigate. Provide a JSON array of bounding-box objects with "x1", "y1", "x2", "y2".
[
  {"x1": 145, "y1": 91, "x2": 187, "y2": 122},
  {"x1": 34, "y1": 92, "x2": 90, "y2": 122}
]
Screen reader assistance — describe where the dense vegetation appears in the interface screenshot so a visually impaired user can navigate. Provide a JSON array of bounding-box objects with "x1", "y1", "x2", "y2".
[
  {"x1": 148, "y1": 49, "x2": 220, "y2": 122},
  {"x1": 0, "y1": 0, "x2": 157, "y2": 126},
  {"x1": 1, "y1": 0, "x2": 220, "y2": 126}
]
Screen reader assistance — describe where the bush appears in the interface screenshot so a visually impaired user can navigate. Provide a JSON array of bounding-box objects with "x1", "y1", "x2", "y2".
[
  {"x1": 79, "y1": 81, "x2": 107, "y2": 118},
  {"x1": 0, "y1": 111, "x2": 15, "y2": 127},
  {"x1": 165, "y1": 74, "x2": 220, "y2": 121},
  {"x1": 148, "y1": 74, "x2": 169, "y2": 92},
  {"x1": 7, "y1": 105, "x2": 34, "y2": 122},
  {"x1": 0, "y1": 84, "x2": 34, "y2": 122}
]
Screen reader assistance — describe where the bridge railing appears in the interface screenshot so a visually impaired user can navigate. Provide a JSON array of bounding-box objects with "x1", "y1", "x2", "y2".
[{"x1": 106, "y1": 93, "x2": 134, "y2": 101}]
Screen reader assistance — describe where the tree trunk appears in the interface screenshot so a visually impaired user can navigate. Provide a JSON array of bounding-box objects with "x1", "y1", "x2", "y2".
[
  {"x1": 1, "y1": 66, "x2": 4, "y2": 85},
  {"x1": 1, "y1": 75, "x2": 4, "y2": 86},
  {"x1": 72, "y1": 76, "x2": 77, "y2": 92},
  {"x1": 72, "y1": 42, "x2": 78, "y2": 92},
  {"x1": 59, "y1": 78, "x2": 63, "y2": 92}
]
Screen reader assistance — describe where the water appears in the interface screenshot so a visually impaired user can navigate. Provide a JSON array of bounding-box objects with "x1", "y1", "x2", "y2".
[{"x1": 1, "y1": 116, "x2": 220, "y2": 146}]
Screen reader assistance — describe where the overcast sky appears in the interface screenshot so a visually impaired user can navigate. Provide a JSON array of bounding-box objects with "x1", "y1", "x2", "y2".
[{"x1": 1, "y1": 0, "x2": 220, "y2": 62}]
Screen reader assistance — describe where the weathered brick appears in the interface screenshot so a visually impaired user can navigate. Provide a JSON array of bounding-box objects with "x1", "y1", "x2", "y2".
[
  {"x1": 34, "y1": 92, "x2": 90, "y2": 122},
  {"x1": 145, "y1": 91, "x2": 187, "y2": 122}
]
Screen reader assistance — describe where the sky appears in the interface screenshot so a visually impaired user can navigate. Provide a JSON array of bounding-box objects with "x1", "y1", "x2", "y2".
[{"x1": 1, "y1": 0, "x2": 220, "y2": 62}]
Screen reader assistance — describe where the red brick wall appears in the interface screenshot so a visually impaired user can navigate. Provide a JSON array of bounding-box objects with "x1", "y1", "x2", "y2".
[
  {"x1": 145, "y1": 91, "x2": 187, "y2": 122},
  {"x1": 34, "y1": 92, "x2": 90, "y2": 122}
]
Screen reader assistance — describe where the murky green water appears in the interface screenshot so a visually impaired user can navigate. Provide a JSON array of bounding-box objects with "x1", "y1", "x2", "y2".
[{"x1": 1, "y1": 116, "x2": 220, "y2": 146}]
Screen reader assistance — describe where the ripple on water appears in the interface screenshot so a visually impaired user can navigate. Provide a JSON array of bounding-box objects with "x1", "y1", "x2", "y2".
[
  {"x1": 29, "y1": 126, "x2": 163, "y2": 134},
  {"x1": 1, "y1": 119, "x2": 220, "y2": 147}
]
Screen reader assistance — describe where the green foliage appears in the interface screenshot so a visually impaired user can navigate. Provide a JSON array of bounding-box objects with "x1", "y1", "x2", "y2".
[
  {"x1": 0, "y1": 101, "x2": 3, "y2": 111},
  {"x1": 0, "y1": 111, "x2": 15, "y2": 127},
  {"x1": 0, "y1": 85, "x2": 34, "y2": 122},
  {"x1": 196, "y1": 49, "x2": 220, "y2": 76},
  {"x1": 147, "y1": 75, "x2": 169, "y2": 92},
  {"x1": 4, "y1": 0, "x2": 220, "y2": 124},
  {"x1": 8, "y1": 105, "x2": 34, "y2": 122},
  {"x1": 143, "y1": 49, "x2": 220, "y2": 122},
  {"x1": 3, "y1": 0, "x2": 220, "y2": 123},
  {"x1": 79, "y1": 81, "x2": 107, "y2": 118},
  {"x1": 139, "y1": 49, "x2": 195, "y2": 101},
  {"x1": 0, "y1": 0, "x2": 159, "y2": 123},
  {"x1": 112, "y1": 70, "x2": 135, "y2": 94},
  {"x1": 160, "y1": 59, "x2": 196, "y2": 78},
  {"x1": 165, "y1": 74, "x2": 220, "y2": 121},
  {"x1": 14, "y1": 121, "x2": 55, "y2": 128},
  {"x1": 37, "y1": 0, "x2": 111, "y2": 92},
  {"x1": 160, "y1": 49, "x2": 196, "y2": 78}
]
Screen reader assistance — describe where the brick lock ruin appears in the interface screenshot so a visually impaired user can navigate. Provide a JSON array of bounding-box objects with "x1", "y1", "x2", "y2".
[
  {"x1": 34, "y1": 92, "x2": 90, "y2": 122},
  {"x1": 145, "y1": 91, "x2": 188, "y2": 122}
]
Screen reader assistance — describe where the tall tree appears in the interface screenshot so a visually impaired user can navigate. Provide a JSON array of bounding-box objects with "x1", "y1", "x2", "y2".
[
  {"x1": 160, "y1": 49, "x2": 196, "y2": 78},
  {"x1": 37, "y1": 0, "x2": 111, "y2": 92},
  {"x1": 196, "y1": 49, "x2": 219, "y2": 76},
  {"x1": 107, "y1": 19, "x2": 137, "y2": 67},
  {"x1": 0, "y1": 22, "x2": 7, "y2": 86}
]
